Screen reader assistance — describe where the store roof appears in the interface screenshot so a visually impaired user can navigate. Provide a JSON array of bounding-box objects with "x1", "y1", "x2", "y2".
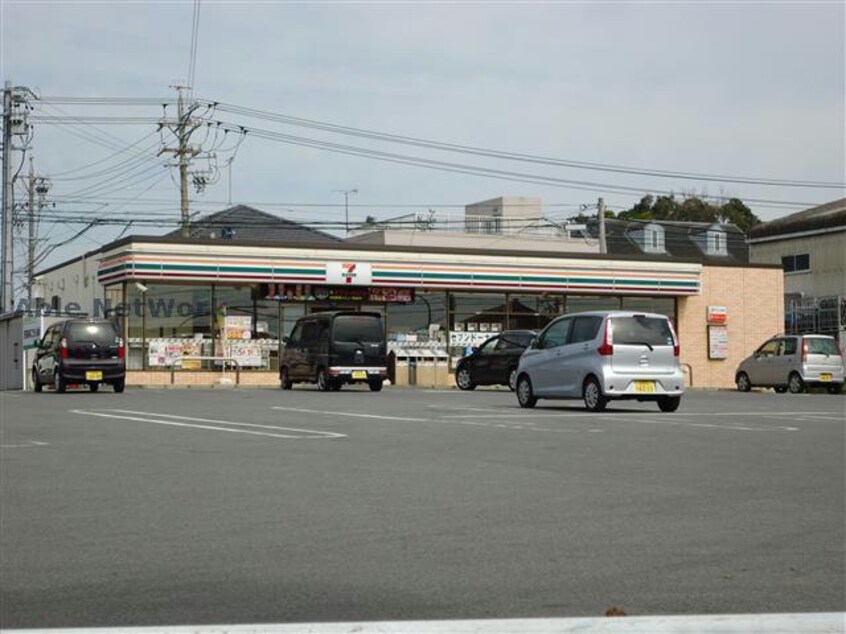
[
  {"x1": 162, "y1": 205, "x2": 341, "y2": 244},
  {"x1": 589, "y1": 219, "x2": 748, "y2": 263},
  {"x1": 748, "y1": 198, "x2": 846, "y2": 241}
]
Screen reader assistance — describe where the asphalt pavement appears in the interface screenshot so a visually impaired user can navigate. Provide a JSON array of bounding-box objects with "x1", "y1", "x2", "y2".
[{"x1": 0, "y1": 386, "x2": 843, "y2": 628}]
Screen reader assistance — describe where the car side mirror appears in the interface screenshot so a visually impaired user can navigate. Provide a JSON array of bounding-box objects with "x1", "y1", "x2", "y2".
[
  {"x1": 282, "y1": 335, "x2": 289, "y2": 344},
  {"x1": 529, "y1": 337, "x2": 539, "y2": 349},
  {"x1": 470, "y1": 346, "x2": 478, "y2": 355}
]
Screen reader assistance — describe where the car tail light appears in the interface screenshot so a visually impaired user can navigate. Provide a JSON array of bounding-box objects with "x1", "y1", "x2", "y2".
[
  {"x1": 668, "y1": 321, "x2": 680, "y2": 357},
  {"x1": 801, "y1": 339, "x2": 808, "y2": 362},
  {"x1": 117, "y1": 338, "x2": 125, "y2": 359},
  {"x1": 59, "y1": 337, "x2": 69, "y2": 359},
  {"x1": 598, "y1": 320, "x2": 613, "y2": 356}
]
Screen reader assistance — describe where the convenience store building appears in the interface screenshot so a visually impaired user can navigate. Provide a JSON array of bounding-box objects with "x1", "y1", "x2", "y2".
[{"x1": 33, "y1": 207, "x2": 784, "y2": 389}]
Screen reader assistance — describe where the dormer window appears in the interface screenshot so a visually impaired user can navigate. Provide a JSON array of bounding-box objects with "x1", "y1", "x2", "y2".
[
  {"x1": 641, "y1": 223, "x2": 665, "y2": 254},
  {"x1": 706, "y1": 226, "x2": 728, "y2": 256}
]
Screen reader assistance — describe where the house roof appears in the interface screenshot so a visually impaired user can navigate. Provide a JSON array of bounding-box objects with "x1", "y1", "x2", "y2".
[
  {"x1": 749, "y1": 198, "x2": 846, "y2": 241},
  {"x1": 162, "y1": 205, "x2": 341, "y2": 244},
  {"x1": 589, "y1": 219, "x2": 748, "y2": 264}
]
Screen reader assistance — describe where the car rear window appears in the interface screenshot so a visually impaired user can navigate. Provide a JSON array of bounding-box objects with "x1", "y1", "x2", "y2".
[
  {"x1": 66, "y1": 322, "x2": 119, "y2": 346},
  {"x1": 500, "y1": 333, "x2": 533, "y2": 349},
  {"x1": 333, "y1": 315, "x2": 383, "y2": 343},
  {"x1": 610, "y1": 316, "x2": 675, "y2": 347},
  {"x1": 806, "y1": 338, "x2": 839, "y2": 356}
]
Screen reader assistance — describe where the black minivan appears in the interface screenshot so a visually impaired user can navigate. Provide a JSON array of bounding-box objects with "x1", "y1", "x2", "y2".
[
  {"x1": 280, "y1": 311, "x2": 387, "y2": 391},
  {"x1": 33, "y1": 318, "x2": 126, "y2": 393}
]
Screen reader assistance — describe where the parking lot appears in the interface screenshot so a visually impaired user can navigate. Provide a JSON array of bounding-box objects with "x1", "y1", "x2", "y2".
[{"x1": 1, "y1": 386, "x2": 844, "y2": 628}]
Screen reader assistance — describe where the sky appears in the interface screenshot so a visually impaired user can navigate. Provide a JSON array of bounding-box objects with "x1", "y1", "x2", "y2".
[{"x1": 1, "y1": 0, "x2": 844, "y2": 276}]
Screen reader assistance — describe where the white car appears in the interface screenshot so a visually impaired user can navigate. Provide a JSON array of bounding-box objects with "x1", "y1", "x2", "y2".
[{"x1": 515, "y1": 311, "x2": 685, "y2": 412}]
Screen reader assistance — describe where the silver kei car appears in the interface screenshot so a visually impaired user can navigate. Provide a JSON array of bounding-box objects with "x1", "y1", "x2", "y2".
[
  {"x1": 515, "y1": 310, "x2": 685, "y2": 412},
  {"x1": 735, "y1": 334, "x2": 844, "y2": 394}
]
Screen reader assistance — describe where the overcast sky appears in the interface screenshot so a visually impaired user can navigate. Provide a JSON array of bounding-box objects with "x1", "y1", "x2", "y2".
[{"x1": 1, "y1": 1, "x2": 844, "y2": 271}]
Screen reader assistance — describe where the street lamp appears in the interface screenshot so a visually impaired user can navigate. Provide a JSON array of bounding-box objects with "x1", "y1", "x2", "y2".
[{"x1": 334, "y1": 188, "x2": 358, "y2": 236}]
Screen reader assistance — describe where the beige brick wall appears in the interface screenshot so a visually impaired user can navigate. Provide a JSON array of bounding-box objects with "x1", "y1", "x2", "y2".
[{"x1": 677, "y1": 265, "x2": 784, "y2": 388}]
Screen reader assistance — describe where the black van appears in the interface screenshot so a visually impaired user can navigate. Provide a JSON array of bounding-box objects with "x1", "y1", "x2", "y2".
[
  {"x1": 280, "y1": 311, "x2": 387, "y2": 391},
  {"x1": 32, "y1": 318, "x2": 126, "y2": 393}
]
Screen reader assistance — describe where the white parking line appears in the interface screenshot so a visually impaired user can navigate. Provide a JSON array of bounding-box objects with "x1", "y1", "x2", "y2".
[
  {"x1": 108, "y1": 410, "x2": 347, "y2": 437},
  {"x1": 272, "y1": 406, "x2": 584, "y2": 433},
  {"x1": 0, "y1": 440, "x2": 49, "y2": 449},
  {"x1": 69, "y1": 410, "x2": 345, "y2": 440},
  {"x1": 4, "y1": 612, "x2": 842, "y2": 633},
  {"x1": 618, "y1": 417, "x2": 798, "y2": 432},
  {"x1": 273, "y1": 406, "x2": 430, "y2": 422}
]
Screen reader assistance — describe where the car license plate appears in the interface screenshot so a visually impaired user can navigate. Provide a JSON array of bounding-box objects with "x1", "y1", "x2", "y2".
[
  {"x1": 820, "y1": 373, "x2": 832, "y2": 382},
  {"x1": 85, "y1": 371, "x2": 103, "y2": 381},
  {"x1": 352, "y1": 370, "x2": 367, "y2": 380},
  {"x1": 634, "y1": 380, "x2": 655, "y2": 393}
]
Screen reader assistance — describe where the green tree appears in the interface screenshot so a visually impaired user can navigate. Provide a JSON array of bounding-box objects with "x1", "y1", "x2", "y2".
[{"x1": 617, "y1": 194, "x2": 760, "y2": 232}]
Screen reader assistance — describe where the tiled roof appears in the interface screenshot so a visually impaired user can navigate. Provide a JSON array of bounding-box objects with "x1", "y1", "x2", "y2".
[
  {"x1": 163, "y1": 205, "x2": 341, "y2": 244},
  {"x1": 590, "y1": 219, "x2": 748, "y2": 263}
]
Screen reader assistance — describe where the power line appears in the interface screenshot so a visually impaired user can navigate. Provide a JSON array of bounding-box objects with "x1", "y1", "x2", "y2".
[
  {"x1": 212, "y1": 120, "x2": 814, "y2": 209},
  {"x1": 187, "y1": 0, "x2": 201, "y2": 95},
  {"x1": 46, "y1": 131, "x2": 160, "y2": 178},
  {"x1": 210, "y1": 100, "x2": 846, "y2": 190}
]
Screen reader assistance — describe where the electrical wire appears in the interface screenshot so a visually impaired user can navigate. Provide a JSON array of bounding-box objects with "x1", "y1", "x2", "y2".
[
  {"x1": 46, "y1": 131, "x2": 161, "y2": 178},
  {"x1": 187, "y1": 0, "x2": 201, "y2": 95},
  {"x1": 210, "y1": 100, "x2": 846, "y2": 189},
  {"x1": 213, "y1": 120, "x2": 814, "y2": 209}
]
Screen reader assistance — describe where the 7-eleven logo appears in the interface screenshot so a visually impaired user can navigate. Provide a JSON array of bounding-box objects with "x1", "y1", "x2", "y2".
[
  {"x1": 327, "y1": 261, "x2": 372, "y2": 286},
  {"x1": 343, "y1": 263, "x2": 357, "y2": 284}
]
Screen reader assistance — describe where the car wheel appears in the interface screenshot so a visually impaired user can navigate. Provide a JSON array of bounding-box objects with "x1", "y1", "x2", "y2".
[
  {"x1": 113, "y1": 379, "x2": 125, "y2": 394},
  {"x1": 735, "y1": 372, "x2": 751, "y2": 392},
  {"x1": 316, "y1": 368, "x2": 330, "y2": 392},
  {"x1": 788, "y1": 372, "x2": 804, "y2": 394},
  {"x1": 657, "y1": 396, "x2": 681, "y2": 412},
  {"x1": 507, "y1": 367, "x2": 518, "y2": 392},
  {"x1": 329, "y1": 380, "x2": 342, "y2": 391},
  {"x1": 89, "y1": 383, "x2": 99, "y2": 393},
  {"x1": 32, "y1": 368, "x2": 42, "y2": 393},
  {"x1": 826, "y1": 383, "x2": 843, "y2": 395},
  {"x1": 368, "y1": 379, "x2": 383, "y2": 392},
  {"x1": 774, "y1": 386, "x2": 788, "y2": 394},
  {"x1": 583, "y1": 377, "x2": 608, "y2": 412},
  {"x1": 280, "y1": 367, "x2": 293, "y2": 390},
  {"x1": 516, "y1": 375, "x2": 536, "y2": 409},
  {"x1": 455, "y1": 366, "x2": 476, "y2": 391},
  {"x1": 53, "y1": 370, "x2": 66, "y2": 394}
]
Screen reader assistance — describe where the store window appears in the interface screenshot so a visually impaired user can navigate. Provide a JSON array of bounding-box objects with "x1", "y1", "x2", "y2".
[
  {"x1": 566, "y1": 295, "x2": 622, "y2": 313},
  {"x1": 386, "y1": 292, "x2": 446, "y2": 342},
  {"x1": 507, "y1": 294, "x2": 563, "y2": 330},
  {"x1": 214, "y1": 285, "x2": 279, "y2": 372},
  {"x1": 125, "y1": 283, "x2": 213, "y2": 371},
  {"x1": 621, "y1": 296, "x2": 676, "y2": 321},
  {"x1": 451, "y1": 293, "x2": 507, "y2": 333}
]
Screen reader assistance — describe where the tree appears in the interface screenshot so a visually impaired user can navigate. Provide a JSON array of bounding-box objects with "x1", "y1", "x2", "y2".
[{"x1": 617, "y1": 194, "x2": 761, "y2": 232}]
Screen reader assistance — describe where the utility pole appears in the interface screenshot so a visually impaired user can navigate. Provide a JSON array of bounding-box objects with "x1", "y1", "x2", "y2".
[
  {"x1": 159, "y1": 85, "x2": 200, "y2": 238},
  {"x1": 27, "y1": 157, "x2": 35, "y2": 305},
  {"x1": 25, "y1": 158, "x2": 50, "y2": 306},
  {"x1": 334, "y1": 188, "x2": 357, "y2": 236},
  {"x1": 598, "y1": 197, "x2": 607, "y2": 254},
  {"x1": 1, "y1": 81, "x2": 13, "y2": 312}
]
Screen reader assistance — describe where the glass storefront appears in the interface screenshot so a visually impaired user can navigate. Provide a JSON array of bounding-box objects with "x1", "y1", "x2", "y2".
[{"x1": 120, "y1": 280, "x2": 675, "y2": 374}]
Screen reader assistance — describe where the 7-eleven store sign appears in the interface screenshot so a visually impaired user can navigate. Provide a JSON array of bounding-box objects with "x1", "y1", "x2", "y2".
[{"x1": 327, "y1": 262, "x2": 373, "y2": 285}]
